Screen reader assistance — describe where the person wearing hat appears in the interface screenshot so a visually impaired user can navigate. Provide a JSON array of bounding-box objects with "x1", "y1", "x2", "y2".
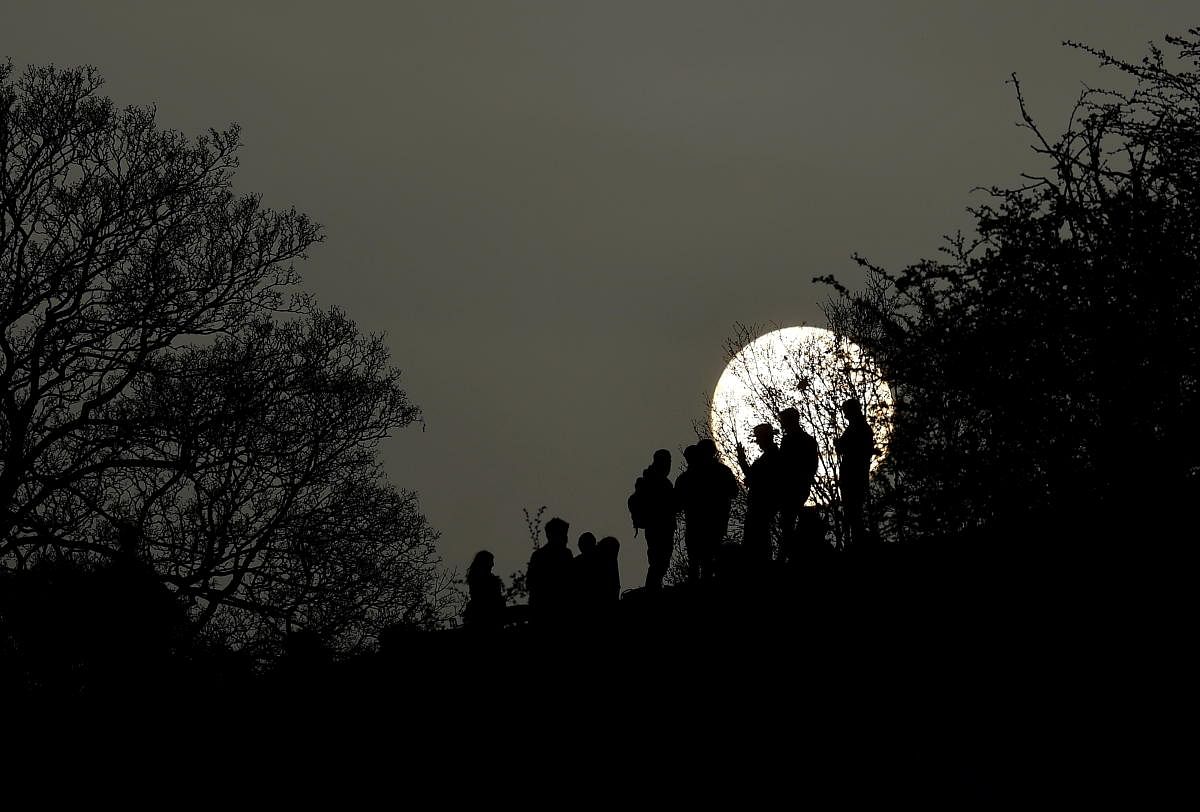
[{"x1": 736, "y1": 422, "x2": 783, "y2": 566}]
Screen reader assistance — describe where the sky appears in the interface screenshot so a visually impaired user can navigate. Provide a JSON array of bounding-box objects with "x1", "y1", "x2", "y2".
[{"x1": 5, "y1": 1, "x2": 1196, "y2": 589}]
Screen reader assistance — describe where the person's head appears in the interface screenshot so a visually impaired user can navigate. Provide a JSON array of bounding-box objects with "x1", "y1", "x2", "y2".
[
  {"x1": 751, "y1": 423, "x2": 778, "y2": 450},
  {"x1": 598, "y1": 536, "x2": 620, "y2": 558},
  {"x1": 578, "y1": 532, "x2": 597, "y2": 555},
  {"x1": 842, "y1": 398, "x2": 863, "y2": 419},
  {"x1": 682, "y1": 444, "x2": 698, "y2": 467},
  {"x1": 544, "y1": 517, "x2": 569, "y2": 546},
  {"x1": 468, "y1": 550, "x2": 495, "y2": 579},
  {"x1": 696, "y1": 438, "x2": 718, "y2": 461},
  {"x1": 778, "y1": 407, "x2": 800, "y2": 431},
  {"x1": 651, "y1": 448, "x2": 671, "y2": 476}
]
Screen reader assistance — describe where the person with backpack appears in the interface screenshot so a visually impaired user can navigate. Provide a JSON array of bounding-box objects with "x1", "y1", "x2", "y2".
[{"x1": 628, "y1": 449, "x2": 676, "y2": 591}]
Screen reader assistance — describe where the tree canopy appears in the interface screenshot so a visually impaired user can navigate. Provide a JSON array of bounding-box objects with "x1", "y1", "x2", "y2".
[
  {"x1": 0, "y1": 62, "x2": 450, "y2": 660},
  {"x1": 819, "y1": 31, "x2": 1200, "y2": 541}
]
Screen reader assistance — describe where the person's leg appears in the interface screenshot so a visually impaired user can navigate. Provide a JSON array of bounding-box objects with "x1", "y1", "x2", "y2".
[
  {"x1": 743, "y1": 509, "x2": 771, "y2": 565},
  {"x1": 645, "y1": 527, "x2": 670, "y2": 589},
  {"x1": 698, "y1": 527, "x2": 717, "y2": 582},
  {"x1": 684, "y1": 530, "x2": 701, "y2": 583},
  {"x1": 841, "y1": 483, "x2": 866, "y2": 547},
  {"x1": 778, "y1": 505, "x2": 798, "y2": 563}
]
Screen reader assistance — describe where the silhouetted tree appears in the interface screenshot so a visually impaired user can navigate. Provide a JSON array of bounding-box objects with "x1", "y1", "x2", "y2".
[
  {"x1": 0, "y1": 62, "x2": 450, "y2": 660},
  {"x1": 116, "y1": 309, "x2": 453, "y2": 655},
  {"x1": 818, "y1": 31, "x2": 1200, "y2": 540},
  {"x1": 495, "y1": 505, "x2": 545, "y2": 606}
]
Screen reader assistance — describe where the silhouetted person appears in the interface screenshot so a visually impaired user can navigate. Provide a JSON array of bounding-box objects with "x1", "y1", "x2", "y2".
[
  {"x1": 572, "y1": 532, "x2": 603, "y2": 613},
  {"x1": 836, "y1": 398, "x2": 875, "y2": 547},
  {"x1": 737, "y1": 423, "x2": 783, "y2": 565},
  {"x1": 597, "y1": 536, "x2": 621, "y2": 603},
  {"x1": 675, "y1": 439, "x2": 738, "y2": 582},
  {"x1": 628, "y1": 449, "x2": 676, "y2": 591},
  {"x1": 674, "y1": 445, "x2": 701, "y2": 581},
  {"x1": 528, "y1": 516, "x2": 574, "y2": 618},
  {"x1": 778, "y1": 407, "x2": 819, "y2": 550},
  {"x1": 578, "y1": 532, "x2": 597, "y2": 555},
  {"x1": 464, "y1": 550, "x2": 507, "y2": 630}
]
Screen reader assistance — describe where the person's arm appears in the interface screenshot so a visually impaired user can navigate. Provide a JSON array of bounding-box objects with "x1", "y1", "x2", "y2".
[{"x1": 736, "y1": 442, "x2": 752, "y2": 479}]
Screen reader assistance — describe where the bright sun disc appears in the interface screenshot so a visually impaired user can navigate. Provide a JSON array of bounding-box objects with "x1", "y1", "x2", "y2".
[{"x1": 709, "y1": 325, "x2": 894, "y2": 506}]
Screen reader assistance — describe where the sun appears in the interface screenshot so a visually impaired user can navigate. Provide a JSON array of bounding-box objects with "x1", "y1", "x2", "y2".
[{"x1": 709, "y1": 325, "x2": 894, "y2": 505}]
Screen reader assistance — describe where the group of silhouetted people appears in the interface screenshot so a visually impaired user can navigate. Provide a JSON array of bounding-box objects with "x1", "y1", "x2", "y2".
[
  {"x1": 465, "y1": 518, "x2": 621, "y2": 630},
  {"x1": 627, "y1": 438, "x2": 737, "y2": 589},
  {"x1": 628, "y1": 397, "x2": 875, "y2": 588},
  {"x1": 464, "y1": 398, "x2": 875, "y2": 628},
  {"x1": 736, "y1": 398, "x2": 874, "y2": 565}
]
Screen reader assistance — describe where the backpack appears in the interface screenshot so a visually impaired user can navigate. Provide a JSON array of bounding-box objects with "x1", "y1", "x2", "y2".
[{"x1": 627, "y1": 478, "x2": 649, "y2": 533}]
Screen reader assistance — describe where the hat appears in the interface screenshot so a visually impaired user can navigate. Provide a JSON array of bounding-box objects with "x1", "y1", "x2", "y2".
[{"x1": 751, "y1": 423, "x2": 778, "y2": 441}]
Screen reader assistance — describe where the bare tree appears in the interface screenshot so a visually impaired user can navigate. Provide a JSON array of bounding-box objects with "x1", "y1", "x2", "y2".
[
  {"x1": 117, "y1": 309, "x2": 453, "y2": 654},
  {"x1": 0, "y1": 62, "x2": 317, "y2": 558},
  {"x1": 816, "y1": 30, "x2": 1200, "y2": 539},
  {"x1": 1, "y1": 62, "x2": 450, "y2": 658}
]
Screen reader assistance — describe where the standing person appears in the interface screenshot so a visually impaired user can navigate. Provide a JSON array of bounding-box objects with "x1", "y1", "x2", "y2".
[
  {"x1": 572, "y1": 532, "x2": 600, "y2": 614},
  {"x1": 737, "y1": 423, "x2": 783, "y2": 566},
  {"x1": 676, "y1": 441, "x2": 738, "y2": 582},
  {"x1": 528, "y1": 517, "x2": 574, "y2": 618},
  {"x1": 673, "y1": 445, "x2": 702, "y2": 583},
  {"x1": 597, "y1": 536, "x2": 621, "y2": 604},
  {"x1": 627, "y1": 449, "x2": 676, "y2": 591},
  {"x1": 836, "y1": 398, "x2": 875, "y2": 547},
  {"x1": 777, "y1": 407, "x2": 820, "y2": 559},
  {"x1": 464, "y1": 550, "x2": 506, "y2": 630}
]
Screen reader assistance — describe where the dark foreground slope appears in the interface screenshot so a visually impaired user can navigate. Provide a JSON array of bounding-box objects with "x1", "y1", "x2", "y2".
[
  {"x1": 6, "y1": 526, "x2": 1119, "y2": 801},
  {"x1": 265, "y1": 534, "x2": 1089, "y2": 801}
]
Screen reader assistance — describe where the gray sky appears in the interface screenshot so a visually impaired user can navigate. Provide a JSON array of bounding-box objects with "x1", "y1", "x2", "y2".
[{"x1": 5, "y1": 1, "x2": 1195, "y2": 588}]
